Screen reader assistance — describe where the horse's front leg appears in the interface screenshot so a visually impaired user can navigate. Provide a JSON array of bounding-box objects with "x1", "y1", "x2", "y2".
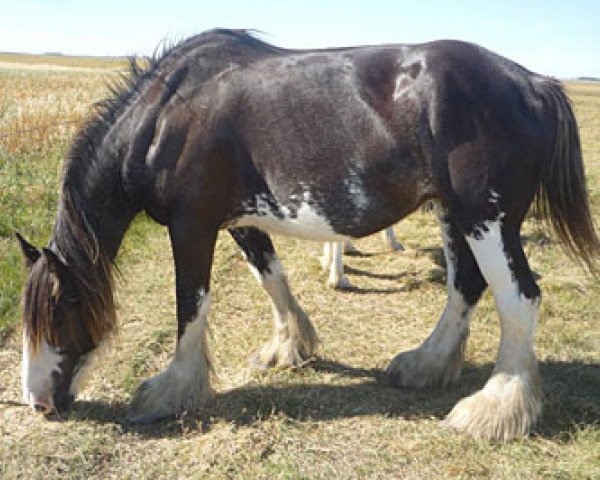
[
  {"x1": 127, "y1": 220, "x2": 217, "y2": 422},
  {"x1": 229, "y1": 227, "x2": 318, "y2": 368}
]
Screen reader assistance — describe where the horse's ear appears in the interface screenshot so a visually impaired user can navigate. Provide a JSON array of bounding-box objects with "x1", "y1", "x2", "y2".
[
  {"x1": 42, "y1": 248, "x2": 69, "y2": 282},
  {"x1": 15, "y1": 232, "x2": 41, "y2": 268}
]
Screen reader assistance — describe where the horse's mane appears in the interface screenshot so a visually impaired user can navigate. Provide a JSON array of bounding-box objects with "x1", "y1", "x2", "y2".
[
  {"x1": 24, "y1": 30, "x2": 280, "y2": 352},
  {"x1": 66, "y1": 29, "x2": 279, "y2": 172}
]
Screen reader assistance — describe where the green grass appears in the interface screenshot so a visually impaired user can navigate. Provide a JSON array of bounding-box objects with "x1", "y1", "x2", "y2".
[
  {"x1": 0, "y1": 56, "x2": 599, "y2": 479},
  {"x1": 0, "y1": 146, "x2": 62, "y2": 336}
]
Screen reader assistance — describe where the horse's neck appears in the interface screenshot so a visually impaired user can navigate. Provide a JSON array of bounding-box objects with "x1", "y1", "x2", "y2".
[{"x1": 52, "y1": 157, "x2": 136, "y2": 265}]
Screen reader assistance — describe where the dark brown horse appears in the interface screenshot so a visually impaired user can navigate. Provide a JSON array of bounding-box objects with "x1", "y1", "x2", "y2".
[{"x1": 16, "y1": 29, "x2": 599, "y2": 441}]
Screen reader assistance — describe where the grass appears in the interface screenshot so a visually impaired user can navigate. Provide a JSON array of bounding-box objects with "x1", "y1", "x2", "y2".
[
  {"x1": 0, "y1": 55, "x2": 599, "y2": 479},
  {"x1": 0, "y1": 58, "x2": 121, "y2": 336}
]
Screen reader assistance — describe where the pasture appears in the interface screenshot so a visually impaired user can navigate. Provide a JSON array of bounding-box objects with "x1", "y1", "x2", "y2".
[{"x1": 0, "y1": 53, "x2": 599, "y2": 479}]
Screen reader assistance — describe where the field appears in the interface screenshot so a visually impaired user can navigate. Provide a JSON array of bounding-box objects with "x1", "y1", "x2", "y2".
[{"x1": 0, "y1": 54, "x2": 599, "y2": 479}]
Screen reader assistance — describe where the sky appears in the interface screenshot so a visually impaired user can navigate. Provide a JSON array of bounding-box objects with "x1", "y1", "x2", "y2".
[{"x1": 1, "y1": 0, "x2": 599, "y2": 78}]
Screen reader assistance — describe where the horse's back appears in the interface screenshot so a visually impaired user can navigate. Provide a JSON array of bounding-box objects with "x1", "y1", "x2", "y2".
[{"x1": 137, "y1": 33, "x2": 558, "y2": 238}]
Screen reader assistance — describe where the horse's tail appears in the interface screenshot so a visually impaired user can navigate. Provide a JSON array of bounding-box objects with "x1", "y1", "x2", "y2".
[{"x1": 534, "y1": 78, "x2": 600, "y2": 274}]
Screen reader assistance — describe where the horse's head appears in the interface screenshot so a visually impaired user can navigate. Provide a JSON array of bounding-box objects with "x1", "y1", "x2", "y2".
[{"x1": 16, "y1": 233, "x2": 99, "y2": 415}]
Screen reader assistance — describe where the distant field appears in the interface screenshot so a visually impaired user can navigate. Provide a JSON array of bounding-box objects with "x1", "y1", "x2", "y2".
[
  {"x1": 0, "y1": 52, "x2": 127, "y2": 70},
  {"x1": 0, "y1": 55, "x2": 598, "y2": 479}
]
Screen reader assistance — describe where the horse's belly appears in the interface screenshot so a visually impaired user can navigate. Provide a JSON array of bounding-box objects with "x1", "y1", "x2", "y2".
[{"x1": 228, "y1": 196, "x2": 350, "y2": 241}]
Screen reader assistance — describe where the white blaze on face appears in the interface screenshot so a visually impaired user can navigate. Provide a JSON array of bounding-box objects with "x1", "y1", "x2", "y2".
[{"x1": 22, "y1": 329, "x2": 63, "y2": 409}]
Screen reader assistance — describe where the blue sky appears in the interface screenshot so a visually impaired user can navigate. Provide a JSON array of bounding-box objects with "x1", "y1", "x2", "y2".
[{"x1": 1, "y1": 0, "x2": 598, "y2": 78}]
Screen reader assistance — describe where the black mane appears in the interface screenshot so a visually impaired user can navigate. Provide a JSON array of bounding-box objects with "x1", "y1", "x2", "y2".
[{"x1": 66, "y1": 29, "x2": 278, "y2": 174}]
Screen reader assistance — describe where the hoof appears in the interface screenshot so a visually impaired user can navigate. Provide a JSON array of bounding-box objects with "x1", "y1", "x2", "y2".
[
  {"x1": 251, "y1": 336, "x2": 314, "y2": 369},
  {"x1": 327, "y1": 275, "x2": 351, "y2": 290},
  {"x1": 386, "y1": 240, "x2": 405, "y2": 252},
  {"x1": 127, "y1": 366, "x2": 213, "y2": 423},
  {"x1": 444, "y1": 371, "x2": 542, "y2": 441},
  {"x1": 386, "y1": 342, "x2": 464, "y2": 389}
]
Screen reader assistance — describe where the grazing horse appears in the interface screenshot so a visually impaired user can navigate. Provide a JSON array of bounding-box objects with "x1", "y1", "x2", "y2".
[
  {"x1": 321, "y1": 227, "x2": 403, "y2": 289},
  {"x1": 16, "y1": 29, "x2": 599, "y2": 441}
]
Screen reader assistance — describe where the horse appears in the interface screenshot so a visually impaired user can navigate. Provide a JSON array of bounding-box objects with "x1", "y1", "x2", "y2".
[
  {"x1": 16, "y1": 29, "x2": 599, "y2": 441},
  {"x1": 321, "y1": 227, "x2": 403, "y2": 289}
]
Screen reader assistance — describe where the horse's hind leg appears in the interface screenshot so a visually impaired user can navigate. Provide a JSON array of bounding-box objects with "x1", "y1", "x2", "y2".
[
  {"x1": 387, "y1": 204, "x2": 486, "y2": 388},
  {"x1": 444, "y1": 218, "x2": 542, "y2": 441},
  {"x1": 229, "y1": 227, "x2": 318, "y2": 367}
]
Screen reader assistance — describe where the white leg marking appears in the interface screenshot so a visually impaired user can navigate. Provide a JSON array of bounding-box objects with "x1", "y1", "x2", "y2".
[
  {"x1": 387, "y1": 210, "x2": 469, "y2": 388},
  {"x1": 445, "y1": 221, "x2": 542, "y2": 441},
  {"x1": 320, "y1": 242, "x2": 333, "y2": 271},
  {"x1": 22, "y1": 332, "x2": 63, "y2": 412},
  {"x1": 128, "y1": 291, "x2": 213, "y2": 422},
  {"x1": 251, "y1": 258, "x2": 318, "y2": 368},
  {"x1": 326, "y1": 242, "x2": 351, "y2": 289}
]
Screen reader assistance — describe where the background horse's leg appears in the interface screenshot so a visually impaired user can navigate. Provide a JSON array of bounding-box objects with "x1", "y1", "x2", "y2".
[
  {"x1": 324, "y1": 242, "x2": 351, "y2": 289},
  {"x1": 320, "y1": 242, "x2": 334, "y2": 270},
  {"x1": 230, "y1": 227, "x2": 318, "y2": 367},
  {"x1": 128, "y1": 219, "x2": 217, "y2": 422},
  {"x1": 322, "y1": 228, "x2": 402, "y2": 289},
  {"x1": 386, "y1": 204, "x2": 486, "y2": 388},
  {"x1": 445, "y1": 219, "x2": 542, "y2": 441},
  {"x1": 342, "y1": 240, "x2": 359, "y2": 254},
  {"x1": 382, "y1": 227, "x2": 404, "y2": 252}
]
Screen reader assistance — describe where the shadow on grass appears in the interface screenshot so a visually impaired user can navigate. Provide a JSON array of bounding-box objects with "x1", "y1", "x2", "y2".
[
  {"x1": 340, "y1": 267, "x2": 437, "y2": 294},
  {"x1": 63, "y1": 358, "x2": 599, "y2": 442},
  {"x1": 344, "y1": 265, "x2": 410, "y2": 282}
]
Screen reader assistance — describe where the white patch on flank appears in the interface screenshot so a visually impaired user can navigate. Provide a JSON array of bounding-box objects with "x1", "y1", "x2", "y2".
[
  {"x1": 234, "y1": 192, "x2": 349, "y2": 242},
  {"x1": 22, "y1": 331, "x2": 63, "y2": 409}
]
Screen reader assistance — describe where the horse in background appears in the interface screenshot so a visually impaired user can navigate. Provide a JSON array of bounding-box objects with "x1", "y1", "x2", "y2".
[
  {"x1": 16, "y1": 29, "x2": 599, "y2": 441},
  {"x1": 321, "y1": 227, "x2": 403, "y2": 289}
]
